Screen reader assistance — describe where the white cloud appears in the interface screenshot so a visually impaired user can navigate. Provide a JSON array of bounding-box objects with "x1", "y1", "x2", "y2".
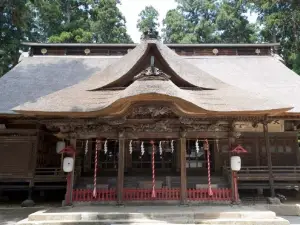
[{"x1": 118, "y1": 0, "x2": 177, "y2": 43}]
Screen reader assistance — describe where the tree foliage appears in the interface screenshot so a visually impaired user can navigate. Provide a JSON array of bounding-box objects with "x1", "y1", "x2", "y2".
[
  {"x1": 137, "y1": 6, "x2": 160, "y2": 38},
  {"x1": 250, "y1": 0, "x2": 300, "y2": 72},
  {"x1": 0, "y1": 0, "x2": 33, "y2": 76},
  {"x1": 90, "y1": 0, "x2": 132, "y2": 43},
  {"x1": 162, "y1": 0, "x2": 257, "y2": 44}
]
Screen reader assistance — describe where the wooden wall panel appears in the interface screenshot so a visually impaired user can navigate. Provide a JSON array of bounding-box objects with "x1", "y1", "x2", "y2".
[{"x1": 0, "y1": 137, "x2": 36, "y2": 178}]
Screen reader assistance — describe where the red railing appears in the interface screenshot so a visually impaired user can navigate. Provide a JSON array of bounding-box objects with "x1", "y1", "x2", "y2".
[
  {"x1": 73, "y1": 188, "x2": 231, "y2": 202},
  {"x1": 123, "y1": 188, "x2": 180, "y2": 201},
  {"x1": 73, "y1": 189, "x2": 117, "y2": 202},
  {"x1": 187, "y1": 188, "x2": 231, "y2": 201}
]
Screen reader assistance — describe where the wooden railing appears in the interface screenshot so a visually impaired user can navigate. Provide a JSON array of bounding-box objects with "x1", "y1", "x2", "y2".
[
  {"x1": 34, "y1": 168, "x2": 66, "y2": 182},
  {"x1": 72, "y1": 188, "x2": 232, "y2": 202},
  {"x1": 234, "y1": 166, "x2": 300, "y2": 181},
  {"x1": 223, "y1": 166, "x2": 300, "y2": 189}
]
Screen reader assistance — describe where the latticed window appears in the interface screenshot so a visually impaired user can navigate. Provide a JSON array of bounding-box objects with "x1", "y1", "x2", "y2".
[
  {"x1": 131, "y1": 140, "x2": 176, "y2": 170},
  {"x1": 185, "y1": 139, "x2": 213, "y2": 169},
  {"x1": 90, "y1": 140, "x2": 119, "y2": 170}
]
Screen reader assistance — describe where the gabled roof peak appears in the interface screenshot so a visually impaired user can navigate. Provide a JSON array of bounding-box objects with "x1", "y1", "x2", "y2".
[
  {"x1": 134, "y1": 66, "x2": 171, "y2": 81},
  {"x1": 86, "y1": 40, "x2": 226, "y2": 91}
]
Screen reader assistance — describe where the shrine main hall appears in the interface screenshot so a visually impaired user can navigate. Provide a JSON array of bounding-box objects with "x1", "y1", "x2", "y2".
[{"x1": 1, "y1": 34, "x2": 300, "y2": 205}]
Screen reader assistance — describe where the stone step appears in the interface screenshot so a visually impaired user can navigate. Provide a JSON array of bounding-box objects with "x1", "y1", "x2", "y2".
[
  {"x1": 17, "y1": 218, "x2": 290, "y2": 225},
  {"x1": 27, "y1": 211, "x2": 277, "y2": 221}
]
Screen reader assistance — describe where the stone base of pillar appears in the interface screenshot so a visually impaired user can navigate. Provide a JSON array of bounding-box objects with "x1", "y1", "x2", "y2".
[
  {"x1": 21, "y1": 199, "x2": 35, "y2": 207},
  {"x1": 267, "y1": 197, "x2": 281, "y2": 205},
  {"x1": 257, "y1": 188, "x2": 264, "y2": 196}
]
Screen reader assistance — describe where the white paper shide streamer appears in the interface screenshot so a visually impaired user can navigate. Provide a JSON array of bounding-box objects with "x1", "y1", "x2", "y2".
[
  {"x1": 141, "y1": 141, "x2": 145, "y2": 156},
  {"x1": 85, "y1": 140, "x2": 89, "y2": 155},
  {"x1": 171, "y1": 140, "x2": 174, "y2": 153},
  {"x1": 104, "y1": 140, "x2": 108, "y2": 154},
  {"x1": 195, "y1": 139, "x2": 200, "y2": 154},
  {"x1": 129, "y1": 140, "x2": 133, "y2": 154},
  {"x1": 159, "y1": 141, "x2": 163, "y2": 155}
]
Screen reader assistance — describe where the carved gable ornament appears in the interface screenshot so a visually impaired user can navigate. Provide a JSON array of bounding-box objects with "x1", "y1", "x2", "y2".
[{"x1": 134, "y1": 66, "x2": 171, "y2": 81}]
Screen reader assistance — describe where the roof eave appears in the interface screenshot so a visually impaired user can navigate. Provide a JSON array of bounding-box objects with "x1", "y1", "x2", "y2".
[{"x1": 21, "y1": 42, "x2": 280, "y2": 48}]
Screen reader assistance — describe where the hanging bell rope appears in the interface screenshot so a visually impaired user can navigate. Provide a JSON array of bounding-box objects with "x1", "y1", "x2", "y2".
[
  {"x1": 93, "y1": 139, "x2": 101, "y2": 197},
  {"x1": 104, "y1": 140, "x2": 108, "y2": 155},
  {"x1": 150, "y1": 140, "x2": 156, "y2": 198},
  {"x1": 85, "y1": 140, "x2": 89, "y2": 155},
  {"x1": 129, "y1": 140, "x2": 133, "y2": 155},
  {"x1": 171, "y1": 140, "x2": 174, "y2": 154},
  {"x1": 204, "y1": 139, "x2": 213, "y2": 196}
]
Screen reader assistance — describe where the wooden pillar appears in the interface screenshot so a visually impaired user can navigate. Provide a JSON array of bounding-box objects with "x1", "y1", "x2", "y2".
[
  {"x1": 263, "y1": 120, "x2": 275, "y2": 197},
  {"x1": 180, "y1": 129, "x2": 187, "y2": 205},
  {"x1": 69, "y1": 138, "x2": 76, "y2": 204},
  {"x1": 21, "y1": 127, "x2": 40, "y2": 207},
  {"x1": 117, "y1": 130, "x2": 125, "y2": 205},
  {"x1": 294, "y1": 132, "x2": 300, "y2": 166}
]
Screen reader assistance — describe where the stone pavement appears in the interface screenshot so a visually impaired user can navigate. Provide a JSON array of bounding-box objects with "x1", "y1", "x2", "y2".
[
  {"x1": 0, "y1": 207, "x2": 44, "y2": 225},
  {"x1": 0, "y1": 204, "x2": 299, "y2": 225},
  {"x1": 283, "y1": 216, "x2": 300, "y2": 225},
  {"x1": 17, "y1": 205, "x2": 290, "y2": 225}
]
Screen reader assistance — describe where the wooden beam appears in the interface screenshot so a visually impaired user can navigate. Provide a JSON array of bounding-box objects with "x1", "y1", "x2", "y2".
[
  {"x1": 180, "y1": 129, "x2": 187, "y2": 205},
  {"x1": 117, "y1": 131, "x2": 125, "y2": 205},
  {"x1": 263, "y1": 121, "x2": 275, "y2": 197}
]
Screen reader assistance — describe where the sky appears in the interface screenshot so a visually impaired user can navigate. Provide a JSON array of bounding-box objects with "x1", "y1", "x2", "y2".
[{"x1": 118, "y1": 0, "x2": 258, "y2": 43}]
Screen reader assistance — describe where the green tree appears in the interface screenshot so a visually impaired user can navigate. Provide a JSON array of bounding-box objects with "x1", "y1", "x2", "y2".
[
  {"x1": 90, "y1": 0, "x2": 133, "y2": 43},
  {"x1": 216, "y1": 0, "x2": 258, "y2": 43},
  {"x1": 250, "y1": 0, "x2": 300, "y2": 72},
  {"x1": 162, "y1": 9, "x2": 196, "y2": 44},
  {"x1": 30, "y1": 0, "x2": 92, "y2": 43},
  {"x1": 0, "y1": 0, "x2": 34, "y2": 77},
  {"x1": 137, "y1": 6, "x2": 160, "y2": 38},
  {"x1": 162, "y1": 0, "x2": 220, "y2": 43}
]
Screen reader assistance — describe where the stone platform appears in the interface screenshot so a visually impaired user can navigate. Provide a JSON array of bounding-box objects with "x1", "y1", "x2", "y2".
[{"x1": 17, "y1": 205, "x2": 290, "y2": 225}]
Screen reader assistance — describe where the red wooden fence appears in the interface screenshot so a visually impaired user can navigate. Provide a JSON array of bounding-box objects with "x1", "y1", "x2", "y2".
[
  {"x1": 123, "y1": 188, "x2": 180, "y2": 201},
  {"x1": 73, "y1": 189, "x2": 117, "y2": 202},
  {"x1": 187, "y1": 188, "x2": 231, "y2": 201},
  {"x1": 73, "y1": 188, "x2": 231, "y2": 202}
]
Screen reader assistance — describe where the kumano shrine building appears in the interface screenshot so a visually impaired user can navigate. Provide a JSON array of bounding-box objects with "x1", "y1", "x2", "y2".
[{"x1": 1, "y1": 33, "x2": 300, "y2": 205}]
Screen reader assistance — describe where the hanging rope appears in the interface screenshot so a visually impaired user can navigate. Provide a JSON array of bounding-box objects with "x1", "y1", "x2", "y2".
[
  {"x1": 204, "y1": 139, "x2": 213, "y2": 196},
  {"x1": 85, "y1": 140, "x2": 89, "y2": 155},
  {"x1": 93, "y1": 139, "x2": 101, "y2": 197},
  {"x1": 150, "y1": 140, "x2": 156, "y2": 198}
]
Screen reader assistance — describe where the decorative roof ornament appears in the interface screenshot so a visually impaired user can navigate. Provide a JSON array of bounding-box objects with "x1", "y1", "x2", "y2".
[
  {"x1": 134, "y1": 56, "x2": 171, "y2": 81},
  {"x1": 142, "y1": 28, "x2": 159, "y2": 40}
]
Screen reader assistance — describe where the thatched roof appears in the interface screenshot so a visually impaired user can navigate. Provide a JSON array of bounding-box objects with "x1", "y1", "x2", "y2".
[{"x1": 0, "y1": 40, "x2": 297, "y2": 116}]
